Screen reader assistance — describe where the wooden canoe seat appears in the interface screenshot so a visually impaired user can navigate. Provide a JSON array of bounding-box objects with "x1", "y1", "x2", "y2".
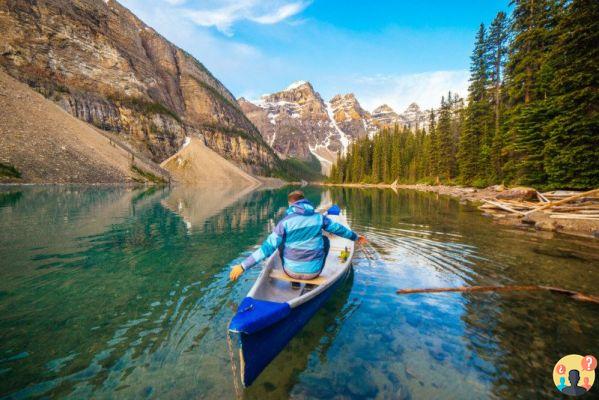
[{"x1": 269, "y1": 269, "x2": 327, "y2": 285}]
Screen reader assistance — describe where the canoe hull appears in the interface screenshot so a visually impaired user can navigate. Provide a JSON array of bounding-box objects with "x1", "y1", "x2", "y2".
[{"x1": 235, "y1": 268, "x2": 349, "y2": 387}]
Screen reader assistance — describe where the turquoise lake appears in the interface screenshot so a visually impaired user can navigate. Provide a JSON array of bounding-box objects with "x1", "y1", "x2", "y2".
[{"x1": 0, "y1": 185, "x2": 598, "y2": 399}]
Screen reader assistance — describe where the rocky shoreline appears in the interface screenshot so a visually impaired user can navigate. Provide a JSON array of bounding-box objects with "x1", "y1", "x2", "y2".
[{"x1": 318, "y1": 182, "x2": 599, "y2": 239}]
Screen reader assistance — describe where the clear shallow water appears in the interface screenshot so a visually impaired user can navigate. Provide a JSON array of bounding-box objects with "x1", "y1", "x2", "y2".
[{"x1": 0, "y1": 186, "x2": 598, "y2": 399}]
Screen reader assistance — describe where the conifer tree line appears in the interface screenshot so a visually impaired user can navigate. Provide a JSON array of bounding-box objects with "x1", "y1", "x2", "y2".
[{"x1": 330, "y1": 0, "x2": 598, "y2": 189}]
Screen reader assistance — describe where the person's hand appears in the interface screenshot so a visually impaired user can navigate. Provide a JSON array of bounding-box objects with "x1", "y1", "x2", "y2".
[
  {"x1": 229, "y1": 264, "x2": 244, "y2": 281},
  {"x1": 357, "y1": 235, "x2": 367, "y2": 245}
]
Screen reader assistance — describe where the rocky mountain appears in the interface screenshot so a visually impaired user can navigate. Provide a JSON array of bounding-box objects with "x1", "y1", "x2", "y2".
[
  {"x1": 0, "y1": 0, "x2": 278, "y2": 175},
  {"x1": 239, "y1": 81, "x2": 331, "y2": 163},
  {"x1": 239, "y1": 81, "x2": 430, "y2": 173},
  {"x1": 372, "y1": 104, "x2": 403, "y2": 127},
  {"x1": 371, "y1": 103, "x2": 429, "y2": 131},
  {"x1": 239, "y1": 82, "x2": 377, "y2": 173},
  {"x1": 400, "y1": 103, "x2": 428, "y2": 131},
  {"x1": 329, "y1": 93, "x2": 377, "y2": 141}
]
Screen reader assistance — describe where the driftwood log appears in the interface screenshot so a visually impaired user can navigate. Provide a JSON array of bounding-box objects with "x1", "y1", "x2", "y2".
[
  {"x1": 524, "y1": 188, "x2": 599, "y2": 215},
  {"x1": 396, "y1": 285, "x2": 599, "y2": 304},
  {"x1": 482, "y1": 200, "x2": 526, "y2": 215}
]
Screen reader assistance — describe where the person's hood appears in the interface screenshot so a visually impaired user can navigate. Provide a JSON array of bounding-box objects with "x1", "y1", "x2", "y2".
[{"x1": 287, "y1": 199, "x2": 315, "y2": 216}]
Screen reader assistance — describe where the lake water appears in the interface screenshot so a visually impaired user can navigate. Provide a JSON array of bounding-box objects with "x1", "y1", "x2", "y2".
[{"x1": 0, "y1": 186, "x2": 598, "y2": 399}]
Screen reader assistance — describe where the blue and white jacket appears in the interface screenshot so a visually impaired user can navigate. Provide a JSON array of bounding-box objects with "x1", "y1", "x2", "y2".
[{"x1": 241, "y1": 199, "x2": 358, "y2": 274}]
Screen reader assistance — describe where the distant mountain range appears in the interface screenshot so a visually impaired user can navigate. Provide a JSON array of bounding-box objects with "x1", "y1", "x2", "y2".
[{"x1": 239, "y1": 81, "x2": 428, "y2": 173}]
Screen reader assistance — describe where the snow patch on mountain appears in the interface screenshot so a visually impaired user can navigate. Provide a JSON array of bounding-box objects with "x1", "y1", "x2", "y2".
[
  {"x1": 285, "y1": 80, "x2": 309, "y2": 91},
  {"x1": 326, "y1": 101, "x2": 350, "y2": 154}
]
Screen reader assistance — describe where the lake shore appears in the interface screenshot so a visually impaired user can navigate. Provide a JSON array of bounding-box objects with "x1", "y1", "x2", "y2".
[{"x1": 315, "y1": 182, "x2": 599, "y2": 240}]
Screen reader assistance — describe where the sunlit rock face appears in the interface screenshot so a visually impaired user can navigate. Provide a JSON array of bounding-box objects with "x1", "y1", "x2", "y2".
[
  {"x1": 240, "y1": 82, "x2": 334, "y2": 164},
  {"x1": 329, "y1": 93, "x2": 377, "y2": 140},
  {"x1": 0, "y1": 0, "x2": 278, "y2": 174},
  {"x1": 239, "y1": 82, "x2": 377, "y2": 173},
  {"x1": 372, "y1": 104, "x2": 404, "y2": 127}
]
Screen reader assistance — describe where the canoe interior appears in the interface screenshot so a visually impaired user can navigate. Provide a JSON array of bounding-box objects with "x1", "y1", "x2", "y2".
[{"x1": 248, "y1": 214, "x2": 355, "y2": 307}]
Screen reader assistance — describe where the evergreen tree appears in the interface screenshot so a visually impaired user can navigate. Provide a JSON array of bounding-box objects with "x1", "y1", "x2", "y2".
[
  {"x1": 487, "y1": 11, "x2": 509, "y2": 180},
  {"x1": 329, "y1": 0, "x2": 595, "y2": 189},
  {"x1": 459, "y1": 24, "x2": 492, "y2": 184},
  {"x1": 390, "y1": 125, "x2": 401, "y2": 182},
  {"x1": 543, "y1": 0, "x2": 599, "y2": 188},
  {"x1": 437, "y1": 94, "x2": 457, "y2": 181},
  {"x1": 371, "y1": 134, "x2": 383, "y2": 182},
  {"x1": 427, "y1": 109, "x2": 438, "y2": 180},
  {"x1": 503, "y1": 0, "x2": 561, "y2": 184}
]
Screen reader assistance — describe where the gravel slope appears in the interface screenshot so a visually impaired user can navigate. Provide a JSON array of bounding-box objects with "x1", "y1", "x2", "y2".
[{"x1": 0, "y1": 70, "x2": 153, "y2": 184}]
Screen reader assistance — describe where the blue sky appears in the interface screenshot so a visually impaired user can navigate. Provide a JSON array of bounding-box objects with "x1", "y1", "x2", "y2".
[{"x1": 119, "y1": 0, "x2": 509, "y2": 112}]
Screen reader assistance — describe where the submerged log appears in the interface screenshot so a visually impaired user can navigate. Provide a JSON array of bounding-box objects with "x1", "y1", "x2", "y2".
[{"x1": 396, "y1": 285, "x2": 599, "y2": 304}]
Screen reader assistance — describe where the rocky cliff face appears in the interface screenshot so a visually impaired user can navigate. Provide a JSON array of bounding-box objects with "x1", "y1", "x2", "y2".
[
  {"x1": 239, "y1": 82, "x2": 377, "y2": 173},
  {"x1": 329, "y1": 93, "x2": 377, "y2": 141},
  {"x1": 239, "y1": 81, "x2": 334, "y2": 163},
  {"x1": 0, "y1": 0, "x2": 278, "y2": 174}
]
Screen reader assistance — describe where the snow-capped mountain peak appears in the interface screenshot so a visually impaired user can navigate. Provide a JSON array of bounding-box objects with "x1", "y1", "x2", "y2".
[
  {"x1": 238, "y1": 81, "x2": 427, "y2": 175},
  {"x1": 284, "y1": 80, "x2": 309, "y2": 91}
]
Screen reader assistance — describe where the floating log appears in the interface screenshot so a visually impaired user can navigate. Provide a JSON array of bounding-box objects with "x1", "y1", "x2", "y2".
[
  {"x1": 551, "y1": 205, "x2": 599, "y2": 212},
  {"x1": 499, "y1": 199, "x2": 537, "y2": 207},
  {"x1": 396, "y1": 285, "x2": 599, "y2": 304},
  {"x1": 524, "y1": 188, "x2": 599, "y2": 216},
  {"x1": 549, "y1": 214, "x2": 599, "y2": 220}
]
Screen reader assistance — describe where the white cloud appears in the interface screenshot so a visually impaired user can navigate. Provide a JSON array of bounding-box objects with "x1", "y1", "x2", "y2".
[
  {"x1": 183, "y1": 0, "x2": 310, "y2": 36},
  {"x1": 251, "y1": 3, "x2": 306, "y2": 24},
  {"x1": 348, "y1": 70, "x2": 470, "y2": 113}
]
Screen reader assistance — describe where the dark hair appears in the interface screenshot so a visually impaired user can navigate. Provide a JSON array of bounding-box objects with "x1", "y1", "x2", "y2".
[{"x1": 288, "y1": 190, "x2": 305, "y2": 203}]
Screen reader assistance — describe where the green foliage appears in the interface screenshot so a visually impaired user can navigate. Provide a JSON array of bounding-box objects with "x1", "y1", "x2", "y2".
[
  {"x1": 130, "y1": 165, "x2": 167, "y2": 184},
  {"x1": 110, "y1": 95, "x2": 181, "y2": 122},
  {"x1": 458, "y1": 23, "x2": 493, "y2": 184},
  {"x1": 276, "y1": 153, "x2": 324, "y2": 181},
  {"x1": 542, "y1": 0, "x2": 599, "y2": 189},
  {"x1": 0, "y1": 163, "x2": 22, "y2": 179},
  {"x1": 329, "y1": 0, "x2": 597, "y2": 189}
]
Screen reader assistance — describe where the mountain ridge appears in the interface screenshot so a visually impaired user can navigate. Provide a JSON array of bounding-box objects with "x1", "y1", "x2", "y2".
[{"x1": 0, "y1": 0, "x2": 279, "y2": 175}]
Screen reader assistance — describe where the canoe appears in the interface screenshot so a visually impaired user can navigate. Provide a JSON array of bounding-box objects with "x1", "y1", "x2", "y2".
[{"x1": 228, "y1": 208, "x2": 355, "y2": 387}]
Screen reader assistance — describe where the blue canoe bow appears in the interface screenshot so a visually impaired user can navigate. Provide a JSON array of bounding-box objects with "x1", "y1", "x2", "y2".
[{"x1": 228, "y1": 208, "x2": 355, "y2": 387}]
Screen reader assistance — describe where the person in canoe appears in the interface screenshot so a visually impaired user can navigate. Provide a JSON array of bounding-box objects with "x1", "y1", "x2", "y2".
[{"x1": 230, "y1": 190, "x2": 366, "y2": 283}]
